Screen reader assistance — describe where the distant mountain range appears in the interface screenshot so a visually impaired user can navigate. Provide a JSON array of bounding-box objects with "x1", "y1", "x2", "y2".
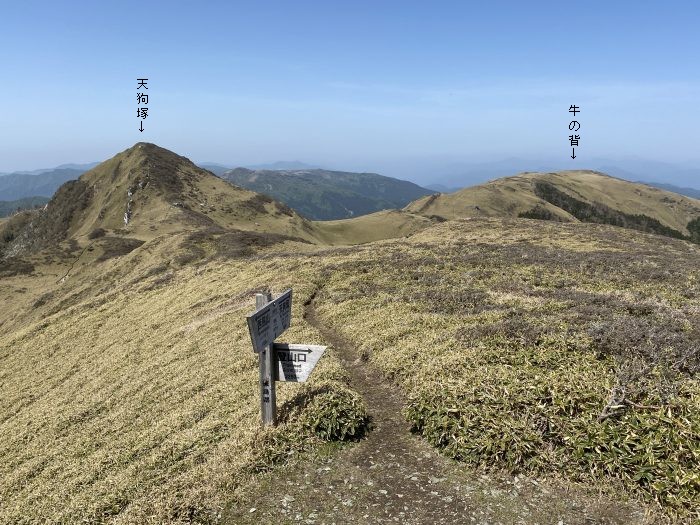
[
  {"x1": 0, "y1": 168, "x2": 87, "y2": 201},
  {"x1": 424, "y1": 183, "x2": 463, "y2": 193},
  {"x1": 198, "y1": 161, "x2": 321, "y2": 177},
  {"x1": 644, "y1": 182, "x2": 700, "y2": 200},
  {"x1": 246, "y1": 161, "x2": 322, "y2": 171},
  {"x1": 3, "y1": 157, "x2": 699, "y2": 223},
  {"x1": 369, "y1": 157, "x2": 700, "y2": 191},
  {"x1": 0, "y1": 162, "x2": 98, "y2": 176},
  {"x1": 0, "y1": 196, "x2": 50, "y2": 217},
  {"x1": 220, "y1": 168, "x2": 434, "y2": 220},
  {"x1": 0, "y1": 161, "x2": 434, "y2": 221},
  {"x1": 3, "y1": 145, "x2": 698, "y2": 273},
  {"x1": 196, "y1": 163, "x2": 230, "y2": 176}
]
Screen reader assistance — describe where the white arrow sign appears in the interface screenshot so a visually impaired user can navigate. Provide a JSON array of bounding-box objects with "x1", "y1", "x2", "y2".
[{"x1": 273, "y1": 343, "x2": 327, "y2": 383}]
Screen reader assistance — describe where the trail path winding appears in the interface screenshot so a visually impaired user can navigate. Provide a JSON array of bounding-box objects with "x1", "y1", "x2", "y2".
[{"x1": 224, "y1": 295, "x2": 648, "y2": 524}]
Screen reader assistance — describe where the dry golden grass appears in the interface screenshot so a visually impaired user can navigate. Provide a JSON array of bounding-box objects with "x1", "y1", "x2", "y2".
[
  {"x1": 312, "y1": 219, "x2": 700, "y2": 521},
  {"x1": 1, "y1": 216, "x2": 698, "y2": 523},
  {"x1": 0, "y1": 239, "x2": 362, "y2": 524},
  {"x1": 5, "y1": 144, "x2": 699, "y2": 522},
  {"x1": 406, "y1": 170, "x2": 700, "y2": 235},
  {"x1": 313, "y1": 209, "x2": 435, "y2": 245}
]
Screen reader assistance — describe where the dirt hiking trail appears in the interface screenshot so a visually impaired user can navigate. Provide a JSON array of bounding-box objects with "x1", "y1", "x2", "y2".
[{"x1": 223, "y1": 294, "x2": 650, "y2": 525}]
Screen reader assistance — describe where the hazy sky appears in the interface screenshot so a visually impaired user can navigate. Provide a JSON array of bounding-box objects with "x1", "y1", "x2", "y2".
[{"x1": 1, "y1": 1, "x2": 698, "y2": 174}]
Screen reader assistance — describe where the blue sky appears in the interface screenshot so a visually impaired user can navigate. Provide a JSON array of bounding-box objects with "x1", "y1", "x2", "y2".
[{"x1": 1, "y1": 1, "x2": 698, "y2": 180}]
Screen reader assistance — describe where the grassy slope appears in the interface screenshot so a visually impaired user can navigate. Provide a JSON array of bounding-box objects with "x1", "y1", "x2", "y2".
[
  {"x1": 406, "y1": 170, "x2": 700, "y2": 235},
  {"x1": 0, "y1": 235, "x2": 365, "y2": 524},
  {"x1": 2, "y1": 148, "x2": 699, "y2": 523},
  {"x1": 313, "y1": 209, "x2": 435, "y2": 245},
  {"x1": 1, "y1": 217, "x2": 698, "y2": 522},
  {"x1": 532, "y1": 171, "x2": 700, "y2": 234},
  {"x1": 407, "y1": 175, "x2": 574, "y2": 221},
  {"x1": 313, "y1": 219, "x2": 700, "y2": 521}
]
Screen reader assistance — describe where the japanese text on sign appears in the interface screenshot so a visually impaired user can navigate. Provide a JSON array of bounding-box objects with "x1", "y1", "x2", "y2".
[
  {"x1": 246, "y1": 289, "x2": 292, "y2": 353},
  {"x1": 568, "y1": 105, "x2": 580, "y2": 159},
  {"x1": 273, "y1": 343, "x2": 327, "y2": 383},
  {"x1": 137, "y1": 78, "x2": 148, "y2": 132}
]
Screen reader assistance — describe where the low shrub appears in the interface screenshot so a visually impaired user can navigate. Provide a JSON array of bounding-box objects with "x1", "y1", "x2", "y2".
[
  {"x1": 405, "y1": 345, "x2": 700, "y2": 517},
  {"x1": 298, "y1": 381, "x2": 370, "y2": 441},
  {"x1": 248, "y1": 380, "x2": 370, "y2": 474},
  {"x1": 688, "y1": 217, "x2": 700, "y2": 244},
  {"x1": 518, "y1": 205, "x2": 557, "y2": 221},
  {"x1": 88, "y1": 227, "x2": 106, "y2": 239},
  {"x1": 0, "y1": 257, "x2": 35, "y2": 278},
  {"x1": 96, "y1": 237, "x2": 145, "y2": 261}
]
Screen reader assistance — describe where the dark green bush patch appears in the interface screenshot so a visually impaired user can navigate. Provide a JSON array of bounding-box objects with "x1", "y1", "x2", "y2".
[
  {"x1": 88, "y1": 227, "x2": 106, "y2": 240},
  {"x1": 297, "y1": 381, "x2": 369, "y2": 441},
  {"x1": 248, "y1": 381, "x2": 370, "y2": 474},
  {"x1": 0, "y1": 257, "x2": 35, "y2": 278},
  {"x1": 96, "y1": 237, "x2": 145, "y2": 262},
  {"x1": 518, "y1": 205, "x2": 559, "y2": 221},
  {"x1": 688, "y1": 217, "x2": 700, "y2": 243},
  {"x1": 533, "y1": 181, "x2": 694, "y2": 242}
]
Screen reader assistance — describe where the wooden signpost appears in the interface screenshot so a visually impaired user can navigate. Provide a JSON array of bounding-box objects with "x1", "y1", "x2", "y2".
[{"x1": 246, "y1": 289, "x2": 327, "y2": 426}]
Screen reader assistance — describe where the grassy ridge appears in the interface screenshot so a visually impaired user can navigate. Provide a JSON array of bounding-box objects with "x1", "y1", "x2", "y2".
[
  {"x1": 313, "y1": 209, "x2": 436, "y2": 245},
  {"x1": 405, "y1": 170, "x2": 700, "y2": 239}
]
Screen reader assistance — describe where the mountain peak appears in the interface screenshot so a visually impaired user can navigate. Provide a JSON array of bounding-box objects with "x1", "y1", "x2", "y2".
[
  {"x1": 1, "y1": 143, "x2": 320, "y2": 259},
  {"x1": 116, "y1": 142, "x2": 196, "y2": 168}
]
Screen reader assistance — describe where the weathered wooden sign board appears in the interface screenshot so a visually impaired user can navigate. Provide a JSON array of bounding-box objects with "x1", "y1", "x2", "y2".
[
  {"x1": 273, "y1": 343, "x2": 327, "y2": 383},
  {"x1": 246, "y1": 289, "x2": 292, "y2": 353},
  {"x1": 246, "y1": 289, "x2": 326, "y2": 426}
]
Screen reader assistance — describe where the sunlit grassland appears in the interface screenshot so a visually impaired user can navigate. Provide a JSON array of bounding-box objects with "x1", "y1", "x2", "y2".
[
  {"x1": 0, "y1": 217, "x2": 698, "y2": 523},
  {"x1": 314, "y1": 219, "x2": 700, "y2": 521},
  {"x1": 406, "y1": 171, "x2": 700, "y2": 237},
  {"x1": 0, "y1": 244, "x2": 365, "y2": 524}
]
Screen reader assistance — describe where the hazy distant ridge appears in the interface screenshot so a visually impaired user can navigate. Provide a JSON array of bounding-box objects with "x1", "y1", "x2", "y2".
[
  {"x1": 221, "y1": 168, "x2": 434, "y2": 220},
  {"x1": 0, "y1": 196, "x2": 50, "y2": 217},
  {"x1": 0, "y1": 168, "x2": 86, "y2": 201}
]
